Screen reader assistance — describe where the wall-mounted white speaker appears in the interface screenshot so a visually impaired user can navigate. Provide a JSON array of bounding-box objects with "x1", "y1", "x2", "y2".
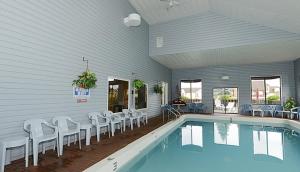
[{"x1": 124, "y1": 13, "x2": 141, "y2": 27}]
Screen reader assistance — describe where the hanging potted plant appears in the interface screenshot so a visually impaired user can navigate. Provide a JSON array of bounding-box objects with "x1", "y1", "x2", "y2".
[
  {"x1": 133, "y1": 79, "x2": 144, "y2": 90},
  {"x1": 72, "y1": 70, "x2": 97, "y2": 89},
  {"x1": 153, "y1": 84, "x2": 163, "y2": 94}
]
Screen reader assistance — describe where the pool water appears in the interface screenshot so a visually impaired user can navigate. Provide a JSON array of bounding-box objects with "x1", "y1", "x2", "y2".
[{"x1": 118, "y1": 121, "x2": 300, "y2": 172}]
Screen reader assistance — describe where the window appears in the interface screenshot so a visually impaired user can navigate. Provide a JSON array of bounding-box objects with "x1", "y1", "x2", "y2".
[
  {"x1": 251, "y1": 76, "x2": 281, "y2": 105},
  {"x1": 135, "y1": 84, "x2": 147, "y2": 109},
  {"x1": 180, "y1": 80, "x2": 202, "y2": 103},
  {"x1": 108, "y1": 78, "x2": 129, "y2": 112}
]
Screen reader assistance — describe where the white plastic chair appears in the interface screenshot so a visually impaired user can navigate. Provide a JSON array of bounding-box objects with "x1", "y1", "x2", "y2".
[
  {"x1": 103, "y1": 111, "x2": 123, "y2": 136},
  {"x1": 88, "y1": 112, "x2": 110, "y2": 142},
  {"x1": 125, "y1": 109, "x2": 141, "y2": 130},
  {"x1": 52, "y1": 116, "x2": 81, "y2": 156},
  {"x1": 135, "y1": 109, "x2": 148, "y2": 125},
  {"x1": 24, "y1": 119, "x2": 59, "y2": 166}
]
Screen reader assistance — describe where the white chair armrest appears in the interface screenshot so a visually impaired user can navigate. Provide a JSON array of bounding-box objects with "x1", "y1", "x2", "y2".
[
  {"x1": 42, "y1": 122, "x2": 58, "y2": 135},
  {"x1": 67, "y1": 119, "x2": 80, "y2": 129}
]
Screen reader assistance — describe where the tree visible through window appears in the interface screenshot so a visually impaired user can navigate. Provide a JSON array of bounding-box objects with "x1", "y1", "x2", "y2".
[
  {"x1": 251, "y1": 76, "x2": 281, "y2": 105},
  {"x1": 180, "y1": 80, "x2": 202, "y2": 103}
]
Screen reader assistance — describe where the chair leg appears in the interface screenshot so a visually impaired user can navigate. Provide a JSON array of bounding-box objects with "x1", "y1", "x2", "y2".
[
  {"x1": 130, "y1": 119, "x2": 133, "y2": 130},
  {"x1": 67, "y1": 136, "x2": 70, "y2": 147},
  {"x1": 74, "y1": 135, "x2": 77, "y2": 145},
  {"x1": 56, "y1": 138, "x2": 60, "y2": 157},
  {"x1": 32, "y1": 141, "x2": 39, "y2": 166},
  {"x1": 108, "y1": 126, "x2": 111, "y2": 138},
  {"x1": 42, "y1": 143, "x2": 46, "y2": 154},
  {"x1": 25, "y1": 140, "x2": 28, "y2": 168},
  {"x1": 111, "y1": 124, "x2": 115, "y2": 137},
  {"x1": 96, "y1": 126, "x2": 100, "y2": 142},
  {"x1": 1, "y1": 145, "x2": 6, "y2": 172},
  {"x1": 123, "y1": 120, "x2": 126, "y2": 132},
  {"x1": 59, "y1": 135, "x2": 64, "y2": 156},
  {"x1": 78, "y1": 133, "x2": 81, "y2": 150}
]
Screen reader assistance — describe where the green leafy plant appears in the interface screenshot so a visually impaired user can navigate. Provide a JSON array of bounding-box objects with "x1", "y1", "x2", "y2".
[
  {"x1": 133, "y1": 79, "x2": 144, "y2": 90},
  {"x1": 266, "y1": 95, "x2": 280, "y2": 104},
  {"x1": 153, "y1": 84, "x2": 163, "y2": 94},
  {"x1": 284, "y1": 97, "x2": 297, "y2": 110},
  {"x1": 72, "y1": 70, "x2": 97, "y2": 89}
]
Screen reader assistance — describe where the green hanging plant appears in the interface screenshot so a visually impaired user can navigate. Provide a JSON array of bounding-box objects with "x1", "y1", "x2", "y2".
[
  {"x1": 133, "y1": 79, "x2": 144, "y2": 90},
  {"x1": 153, "y1": 84, "x2": 163, "y2": 94},
  {"x1": 72, "y1": 70, "x2": 97, "y2": 89},
  {"x1": 284, "y1": 97, "x2": 297, "y2": 110}
]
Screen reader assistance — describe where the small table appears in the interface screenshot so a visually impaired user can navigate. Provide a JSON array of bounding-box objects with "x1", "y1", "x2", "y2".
[
  {"x1": 80, "y1": 123, "x2": 92, "y2": 146},
  {"x1": 0, "y1": 136, "x2": 29, "y2": 172},
  {"x1": 252, "y1": 109, "x2": 263, "y2": 117}
]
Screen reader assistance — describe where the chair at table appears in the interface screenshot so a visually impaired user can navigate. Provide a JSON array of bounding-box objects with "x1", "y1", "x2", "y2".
[
  {"x1": 187, "y1": 103, "x2": 196, "y2": 113},
  {"x1": 88, "y1": 112, "x2": 110, "y2": 142},
  {"x1": 103, "y1": 111, "x2": 123, "y2": 136},
  {"x1": 52, "y1": 116, "x2": 81, "y2": 156},
  {"x1": 24, "y1": 119, "x2": 59, "y2": 166},
  {"x1": 240, "y1": 104, "x2": 253, "y2": 115},
  {"x1": 261, "y1": 105, "x2": 274, "y2": 117},
  {"x1": 273, "y1": 105, "x2": 290, "y2": 118},
  {"x1": 195, "y1": 103, "x2": 207, "y2": 113},
  {"x1": 290, "y1": 107, "x2": 300, "y2": 120}
]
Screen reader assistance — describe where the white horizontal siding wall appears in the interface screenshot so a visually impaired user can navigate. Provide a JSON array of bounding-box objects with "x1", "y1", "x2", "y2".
[
  {"x1": 172, "y1": 61, "x2": 295, "y2": 113},
  {"x1": 149, "y1": 12, "x2": 300, "y2": 56},
  {"x1": 0, "y1": 0, "x2": 171, "y2": 161}
]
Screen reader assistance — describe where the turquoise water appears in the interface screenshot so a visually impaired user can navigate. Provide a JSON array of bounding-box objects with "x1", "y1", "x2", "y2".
[{"x1": 119, "y1": 121, "x2": 300, "y2": 172}]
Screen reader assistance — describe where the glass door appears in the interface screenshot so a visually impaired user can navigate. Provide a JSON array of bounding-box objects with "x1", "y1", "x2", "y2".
[{"x1": 213, "y1": 88, "x2": 238, "y2": 114}]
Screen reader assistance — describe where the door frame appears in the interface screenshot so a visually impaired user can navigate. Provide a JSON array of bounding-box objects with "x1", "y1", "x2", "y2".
[{"x1": 107, "y1": 76, "x2": 131, "y2": 111}]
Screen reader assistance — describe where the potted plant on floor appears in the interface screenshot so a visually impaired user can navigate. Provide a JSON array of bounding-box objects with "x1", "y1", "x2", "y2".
[
  {"x1": 284, "y1": 97, "x2": 297, "y2": 111},
  {"x1": 72, "y1": 70, "x2": 97, "y2": 89}
]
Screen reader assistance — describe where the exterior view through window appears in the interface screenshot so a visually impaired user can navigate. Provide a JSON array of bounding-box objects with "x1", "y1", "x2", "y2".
[
  {"x1": 251, "y1": 76, "x2": 281, "y2": 105},
  {"x1": 180, "y1": 80, "x2": 202, "y2": 103},
  {"x1": 135, "y1": 84, "x2": 147, "y2": 109},
  {"x1": 108, "y1": 78, "x2": 129, "y2": 112}
]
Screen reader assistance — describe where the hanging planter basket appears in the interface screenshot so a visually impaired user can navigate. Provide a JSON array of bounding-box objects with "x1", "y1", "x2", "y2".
[
  {"x1": 133, "y1": 79, "x2": 145, "y2": 90},
  {"x1": 72, "y1": 70, "x2": 97, "y2": 89},
  {"x1": 153, "y1": 84, "x2": 163, "y2": 94}
]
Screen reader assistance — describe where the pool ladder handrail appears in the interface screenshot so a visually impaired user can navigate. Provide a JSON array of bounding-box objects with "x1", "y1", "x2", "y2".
[{"x1": 166, "y1": 105, "x2": 181, "y2": 119}]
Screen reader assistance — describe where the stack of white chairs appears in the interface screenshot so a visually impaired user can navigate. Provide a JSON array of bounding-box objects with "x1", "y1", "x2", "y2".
[
  {"x1": 88, "y1": 112, "x2": 110, "y2": 142},
  {"x1": 52, "y1": 116, "x2": 81, "y2": 156},
  {"x1": 123, "y1": 109, "x2": 140, "y2": 130},
  {"x1": 103, "y1": 111, "x2": 123, "y2": 136},
  {"x1": 24, "y1": 119, "x2": 59, "y2": 166}
]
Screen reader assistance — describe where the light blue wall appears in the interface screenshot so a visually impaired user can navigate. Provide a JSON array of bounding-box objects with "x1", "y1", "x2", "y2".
[
  {"x1": 172, "y1": 62, "x2": 295, "y2": 112},
  {"x1": 0, "y1": 0, "x2": 171, "y2": 159},
  {"x1": 149, "y1": 12, "x2": 300, "y2": 56},
  {"x1": 294, "y1": 58, "x2": 300, "y2": 103}
]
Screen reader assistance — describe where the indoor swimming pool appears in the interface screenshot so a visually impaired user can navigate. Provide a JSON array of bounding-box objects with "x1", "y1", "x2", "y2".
[{"x1": 118, "y1": 121, "x2": 300, "y2": 172}]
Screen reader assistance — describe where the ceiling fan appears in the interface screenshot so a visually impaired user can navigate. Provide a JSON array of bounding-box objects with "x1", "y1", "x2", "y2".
[{"x1": 160, "y1": 0, "x2": 180, "y2": 10}]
